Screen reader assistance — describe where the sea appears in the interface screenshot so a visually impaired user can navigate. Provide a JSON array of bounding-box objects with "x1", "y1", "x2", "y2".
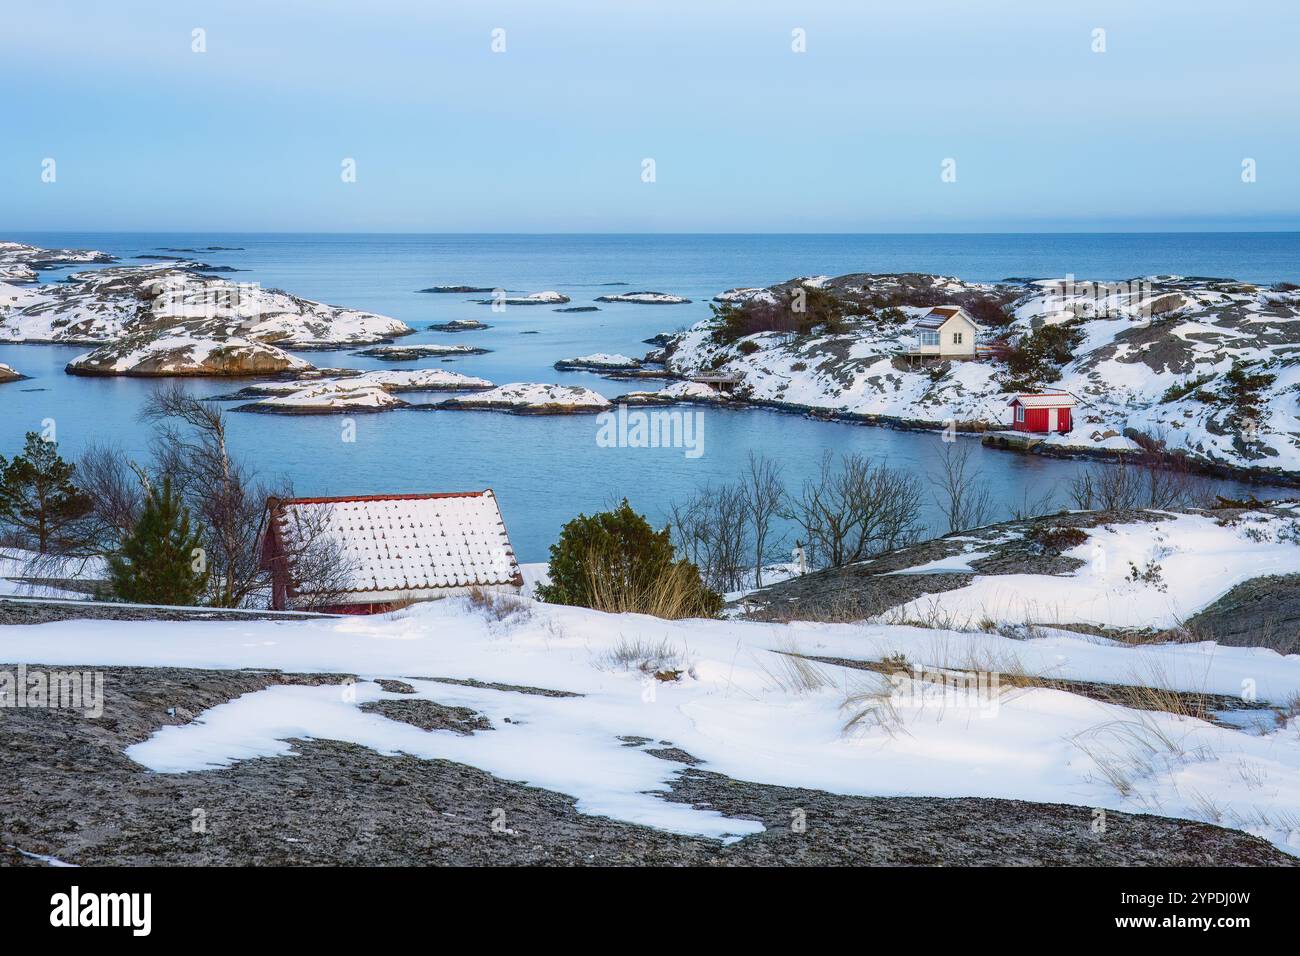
[{"x1": 2, "y1": 232, "x2": 1297, "y2": 562}]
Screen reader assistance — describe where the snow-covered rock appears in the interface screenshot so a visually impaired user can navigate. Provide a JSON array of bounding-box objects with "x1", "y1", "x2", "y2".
[
  {"x1": 474, "y1": 291, "x2": 571, "y2": 305},
  {"x1": 221, "y1": 368, "x2": 493, "y2": 399},
  {"x1": 236, "y1": 382, "x2": 409, "y2": 414},
  {"x1": 553, "y1": 353, "x2": 643, "y2": 371},
  {"x1": 0, "y1": 241, "x2": 116, "y2": 284},
  {"x1": 437, "y1": 383, "x2": 612, "y2": 414},
  {"x1": 615, "y1": 380, "x2": 729, "y2": 405},
  {"x1": 67, "y1": 334, "x2": 314, "y2": 378},
  {"x1": 355, "y1": 343, "x2": 490, "y2": 361},
  {"x1": 0, "y1": 362, "x2": 23, "y2": 384},
  {"x1": 0, "y1": 264, "x2": 412, "y2": 348},
  {"x1": 594, "y1": 291, "x2": 691, "y2": 304}
]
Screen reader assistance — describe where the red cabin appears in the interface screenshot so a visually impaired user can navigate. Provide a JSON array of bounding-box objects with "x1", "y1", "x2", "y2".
[
  {"x1": 1008, "y1": 392, "x2": 1076, "y2": 434},
  {"x1": 259, "y1": 490, "x2": 523, "y2": 614}
]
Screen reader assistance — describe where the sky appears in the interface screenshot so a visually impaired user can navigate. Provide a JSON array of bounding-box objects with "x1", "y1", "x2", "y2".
[{"x1": 2, "y1": 0, "x2": 1298, "y2": 233}]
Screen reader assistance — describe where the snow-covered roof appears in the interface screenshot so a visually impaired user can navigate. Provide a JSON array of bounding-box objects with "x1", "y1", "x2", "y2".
[
  {"x1": 1008, "y1": 392, "x2": 1078, "y2": 409},
  {"x1": 913, "y1": 306, "x2": 975, "y2": 330},
  {"x1": 267, "y1": 491, "x2": 522, "y2": 602}
]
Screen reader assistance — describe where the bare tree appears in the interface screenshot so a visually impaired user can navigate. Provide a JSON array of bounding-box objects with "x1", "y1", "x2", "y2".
[
  {"x1": 272, "y1": 503, "x2": 360, "y2": 611},
  {"x1": 142, "y1": 383, "x2": 288, "y2": 608},
  {"x1": 742, "y1": 452, "x2": 785, "y2": 588},
  {"x1": 783, "y1": 451, "x2": 922, "y2": 569},
  {"x1": 668, "y1": 482, "x2": 749, "y2": 594},
  {"x1": 929, "y1": 441, "x2": 993, "y2": 533},
  {"x1": 75, "y1": 442, "x2": 149, "y2": 553}
]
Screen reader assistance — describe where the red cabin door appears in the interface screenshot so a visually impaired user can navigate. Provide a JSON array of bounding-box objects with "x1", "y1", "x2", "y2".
[{"x1": 1057, "y1": 407, "x2": 1071, "y2": 432}]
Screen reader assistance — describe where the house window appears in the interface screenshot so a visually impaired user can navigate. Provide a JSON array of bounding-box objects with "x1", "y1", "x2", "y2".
[
  {"x1": 1015, "y1": 405, "x2": 1025, "y2": 423},
  {"x1": 920, "y1": 331, "x2": 940, "y2": 346},
  {"x1": 952, "y1": 332, "x2": 963, "y2": 345}
]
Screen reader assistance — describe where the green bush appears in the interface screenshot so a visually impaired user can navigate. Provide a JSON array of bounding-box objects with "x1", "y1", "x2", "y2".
[
  {"x1": 1160, "y1": 373, "x2": 1215, "y2": 404},
  {"x1": 1224, "y1": 361, "x2": 1275, "y2": 419},
  {"x1": 710, "y1": 286, "x2": 847, "y2": 345},
  {"x1": 536, "y1": 500, "x2": 722, "y2": 619},
  {"x1": 998, "y1": 321, "x2": 1086, "y2": 390}
]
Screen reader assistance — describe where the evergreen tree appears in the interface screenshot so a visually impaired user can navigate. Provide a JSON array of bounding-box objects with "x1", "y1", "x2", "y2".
[
  {"x1": 108, "y1": 477, "x2": 209, "y2": 606},
  {"x1": 0, "y1": 431, "x2": 93, "y2": 553}
]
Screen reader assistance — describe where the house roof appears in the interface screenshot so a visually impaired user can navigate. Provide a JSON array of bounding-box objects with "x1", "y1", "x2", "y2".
[
  {"x1": 266, "y1": 490, "x2": 522, "y2": 600},
  {"x1": 1008, "y1": 392, "x2": 1078, "y2": 409},
  {"x1": 913, "y1": 306, "x2": 974, "y2": 330}
]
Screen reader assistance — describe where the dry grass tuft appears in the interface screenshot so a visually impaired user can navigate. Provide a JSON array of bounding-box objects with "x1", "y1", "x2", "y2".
[
  {"x1": 596, "y1": 636, "x2": 692, "y2": 677},
  {"x1": 466, "y1": 586, "x2": 532, "y2": 623},
  {"x1": 583, "y1": 546, "x2": 719, "y2": 620}
]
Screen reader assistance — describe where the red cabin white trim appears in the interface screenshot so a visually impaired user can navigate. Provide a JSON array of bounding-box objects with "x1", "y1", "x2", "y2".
[{"x1": 1008, "y1": 392, "x2": 1076, "y2": 434}]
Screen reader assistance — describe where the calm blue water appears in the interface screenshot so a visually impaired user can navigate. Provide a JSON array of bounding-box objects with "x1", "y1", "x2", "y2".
[{"x1": 2, "y1": 232, "x2": 1296, "y2": 561}]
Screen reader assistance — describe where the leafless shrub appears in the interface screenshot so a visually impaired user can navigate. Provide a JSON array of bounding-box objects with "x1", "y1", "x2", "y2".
[
  {"x1": 668, "y1": 483, "x2": 749, "y2": 594},
  {"x1": 743, "y1": 452, "x2": 785, "y2": 588},
  {"x1": 273, "y1": 502, "x2": 362, "y2": 612},
  {"x1": 783, "y1": 451, "x2": 922, "y2": 569},
  {"x1": 1005, "y1": 484, "x2": 1057, "y2": 520},
  {"x1": 930, "y1": 441, "x2": 994, "y2": 533},
  {"x1": 75, "y1": 442, "x2": 148, "y2": 553},
  {"x1": 1069, "y1": 455, "x2": 1216, "y2": 513}
]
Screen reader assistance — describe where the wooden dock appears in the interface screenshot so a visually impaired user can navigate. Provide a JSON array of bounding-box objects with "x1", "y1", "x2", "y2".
[{"x1": 981, "y1": 430, "x2": 1044, "y2": 452}]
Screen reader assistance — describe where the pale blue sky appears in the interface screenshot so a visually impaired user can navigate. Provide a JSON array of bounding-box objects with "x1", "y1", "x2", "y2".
[{"x1": 3, "y1": 0, "x2": 1297, "y2": 232}]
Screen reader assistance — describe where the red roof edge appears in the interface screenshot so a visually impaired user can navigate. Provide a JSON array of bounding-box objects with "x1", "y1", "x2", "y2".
[{"x1": 274, "y1": 490, "x2": 493, "y2": 506}]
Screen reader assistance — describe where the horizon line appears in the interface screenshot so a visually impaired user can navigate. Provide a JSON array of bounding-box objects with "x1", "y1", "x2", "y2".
[{"x1": 6, "y1": 228, "x2": 1300, "y2": 237}]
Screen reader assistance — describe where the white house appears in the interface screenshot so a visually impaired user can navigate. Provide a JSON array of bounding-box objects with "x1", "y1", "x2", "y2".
[{"x1": 908, "y1": 306, "x2": 980, "y2": 360}]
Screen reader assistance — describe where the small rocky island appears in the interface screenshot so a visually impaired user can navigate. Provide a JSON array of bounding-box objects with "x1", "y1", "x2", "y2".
[
  {"x1": 435, "y1": 383, "x2": 611, "y2": 414},
  {"x1": 354, "y1": 343, "x2": 490, "y2": 361},
  {"x1": 1, "y1": 246, "x2": 416, "y2": 377},
  {"x1": 0, "y1": 240, "x2": 116, "y2": 283},
  {"x1": 594, "y1": 291, "x2": 691, "y2": 304},
  {"x1": 553, "y1": 353, "x2": 644, "y2": 372}
]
